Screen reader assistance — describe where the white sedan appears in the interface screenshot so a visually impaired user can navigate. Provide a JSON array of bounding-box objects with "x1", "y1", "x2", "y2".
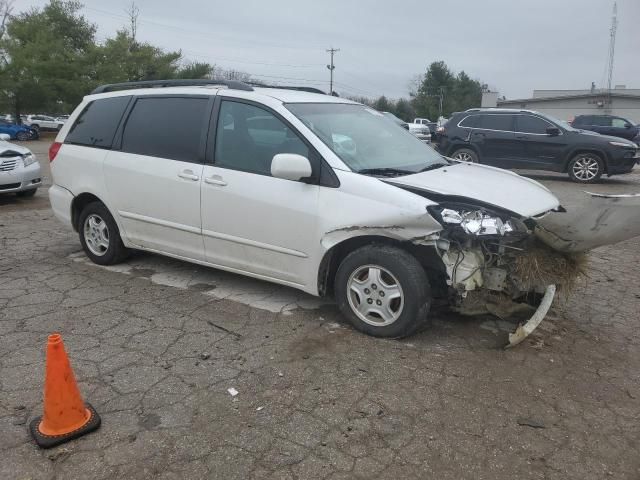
[{"x1": 0, "y1": 134, "x2": 42, "y2": 197}]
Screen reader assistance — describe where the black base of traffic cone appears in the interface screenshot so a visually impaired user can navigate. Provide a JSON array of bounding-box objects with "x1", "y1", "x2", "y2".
[{"x1": 29, "y1": 403, "x2": 101, "y2": 449}]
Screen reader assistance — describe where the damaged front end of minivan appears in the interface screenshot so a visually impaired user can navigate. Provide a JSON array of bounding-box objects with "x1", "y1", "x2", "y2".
[
  {"x1": 424, "y1": 202, "x2": 585, "y2": 347},
  {"x1": 412, "y1": 191, "x2": 640, "y2": 347}
]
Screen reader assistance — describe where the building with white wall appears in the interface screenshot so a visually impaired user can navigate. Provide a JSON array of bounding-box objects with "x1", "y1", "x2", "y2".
[{"x1": 481, "y1": 86, "x2": 640, "y2": 123}]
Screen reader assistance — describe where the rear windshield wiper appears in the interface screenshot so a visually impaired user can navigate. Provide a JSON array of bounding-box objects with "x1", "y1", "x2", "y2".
[{"x1": 357, "y1": 167, "x2": 415, "y2": 177}]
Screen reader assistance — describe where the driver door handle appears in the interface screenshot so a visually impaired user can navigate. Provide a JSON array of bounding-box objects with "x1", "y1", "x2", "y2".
[
  {"x1": 178, "y1": 169, "x2": 199, "y2": 181},
  {"x1": 205, "y1": 175, "x2": 227, "y2": 186}
]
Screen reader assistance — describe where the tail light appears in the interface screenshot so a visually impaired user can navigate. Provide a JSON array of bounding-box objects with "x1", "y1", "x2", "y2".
[
  {"x1": 436, "y1": 126, "x2": 445, "y2": 134},
  {"x1": 49, "y1": 142, "x2": 62, "y2": 162}
]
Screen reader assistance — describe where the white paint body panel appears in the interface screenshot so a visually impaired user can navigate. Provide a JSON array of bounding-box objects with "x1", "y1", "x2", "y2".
[
  {"x1": 103, "y1": 151, "x2": 205, "y2": 260},
  {"x1": 386, "y1": 161, "x2": 559, "y2": 217}
]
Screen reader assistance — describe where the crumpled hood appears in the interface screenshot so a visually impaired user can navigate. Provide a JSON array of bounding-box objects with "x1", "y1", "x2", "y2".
[
  {"x1": 386, "y1": 162, "x2": 560, "y2": 217},
  {"x1": 0, "y1": 140, "x2": 31, "y2": 156}
]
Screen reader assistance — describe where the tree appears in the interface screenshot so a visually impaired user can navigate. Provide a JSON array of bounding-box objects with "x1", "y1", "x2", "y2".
[
  {"x1": 176, "y1": 61, "x2": 213, "y2": 79},
  {"x1": 394, "y1": 98, "x2": 415, "y2": 122},
  {"x1": 93, "y1": 30, "x2": 182, "y2": 83},
  {"x1": 0, "y1": 0, "x2": 96, "y2": 119},
  {"x1": 411, "y1": 61, "x2": 483, "y2": 120},
  {"x1": 373, "y1": 95, "x2": 391, "y2": 112}
]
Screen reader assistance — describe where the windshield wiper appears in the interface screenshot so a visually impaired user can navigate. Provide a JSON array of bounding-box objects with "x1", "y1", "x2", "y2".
[
  {"x1": 417, "y1": 162, "x2": 448, "y2": 173},
  {"x1": 357, "y1": 167, "x2": 415, "y2": 177}
]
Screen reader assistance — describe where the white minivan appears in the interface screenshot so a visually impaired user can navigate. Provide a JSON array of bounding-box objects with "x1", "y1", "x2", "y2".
[{"x1": 48, "y1": 80, "x2": 637, "y2": 343}]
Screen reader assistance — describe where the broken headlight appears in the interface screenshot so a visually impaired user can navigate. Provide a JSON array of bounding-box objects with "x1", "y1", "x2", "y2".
[{"x1": 430, "y1": 207, "x2": 515, "y2": 236}]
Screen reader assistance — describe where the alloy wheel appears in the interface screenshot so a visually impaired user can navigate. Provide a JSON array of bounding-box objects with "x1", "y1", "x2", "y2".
[
  {"x1": 453, "y1": 151, "x2": 475, "y2": 162},
  {"x1": 572, "y1": 155, "x2": 600, "y2": 181},
  {"x1": 347, "y1": 265, "x2": 404, "y2": 326},
  {"x1": 83, "y1": 214, "x2": 110, "y2": 256}
]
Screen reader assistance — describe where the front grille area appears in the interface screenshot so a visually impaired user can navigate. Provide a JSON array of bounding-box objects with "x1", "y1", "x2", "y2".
[
  {"x1": 0, "y1": 182, "x2": 21, "y2": 190},
  {"x1": 0, "y1": 159, "x2": 18, "y2": 171}
]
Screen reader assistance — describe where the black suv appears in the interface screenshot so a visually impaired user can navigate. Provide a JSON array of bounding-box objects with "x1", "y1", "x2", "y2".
[
  {"x1": 571, "y1": 114, "x2": 639, "y2": 141},
  {"x1": 434, "y1": 108, "x2": 639, "y2": 183}
]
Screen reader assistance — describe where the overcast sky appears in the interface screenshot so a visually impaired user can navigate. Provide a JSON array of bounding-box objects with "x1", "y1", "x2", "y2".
[{"x1": 18, "y1": 0, "x2": 640, "y2": 99}]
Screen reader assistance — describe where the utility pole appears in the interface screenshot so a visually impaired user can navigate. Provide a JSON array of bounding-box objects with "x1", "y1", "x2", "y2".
[
  {"x1": 326, "y1": 48, "x2": 339, "y2": 95},
  {"x1": 605, "y1": 1, "x2": 618, "y2": 113}
]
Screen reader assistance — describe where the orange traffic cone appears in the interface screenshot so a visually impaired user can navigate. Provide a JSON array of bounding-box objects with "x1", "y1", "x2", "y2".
[{"x1": 29, "y1": 333, "x2": 101, "y2": 448}]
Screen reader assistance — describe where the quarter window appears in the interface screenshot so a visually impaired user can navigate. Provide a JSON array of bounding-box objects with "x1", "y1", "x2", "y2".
[
  {"x1": 215, "y1": 101, "x2": 309, "y2": 176},
  {"x1": 121, "y1": 97, "x2": 209, "y2": 163},
  {"x1": 478, "y1": 114, "x2": 515, "y2": 132},
  {"x1": 66, "y1": 96, "x2": 131, "y2": 148},
  {"x1": 458, "y1": 115, "x2": 479, "y2": 128},
  {"x1": 516, "y1": 115, "x2": 553, "y2": 134}
]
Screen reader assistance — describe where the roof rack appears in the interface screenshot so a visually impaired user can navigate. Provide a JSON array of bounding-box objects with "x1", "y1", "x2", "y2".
[
  {"x1": 248, "y1": 82, "x2": 327, "y2": 95},
  {"x1": 90, "y1": 79, "x2": 254, "y2": 95}
]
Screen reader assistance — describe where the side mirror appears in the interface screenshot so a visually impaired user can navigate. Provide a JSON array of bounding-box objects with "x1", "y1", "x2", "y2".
[
  {"x1": 624, "y1": 123, "x2": 632, "y2": 129},
  {"x1": 0, "y1": 133, "x2": 10, "y2": 141},
  {"x1": 546, "y1": 127, "x2": 561, "y2": 136},
  {"x1": 271, "y1": 153, "x2": 312, "y2": 181}
]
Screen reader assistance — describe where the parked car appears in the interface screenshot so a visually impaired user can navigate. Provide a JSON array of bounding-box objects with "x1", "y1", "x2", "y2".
[
  {"x1": 47, "y1": 80, "x2": 638, "y2": 342},
  {"x1": 382, "y1": 112, "x2": 430, "y2": 143},
  {"x1": 24, "y1": 115, "x2": 64, "y2": 132},
  {"x1": 55, "y1": 115, "x2": 70, "y2": 123},
  {"x1": 407, "y1": 123, "x2": 432, "y2": 143},
  {"x1": 434, "y1": 108, "x2": 638, "y2": 183},
  {"x1": 0, "y1": 134, "x2": 42, "y2": 197},
  {"x1": 382, "y1": 111, "x2": 410, "y2": 130},
  {"x1": 0, "y1": 118, "x2": 39, "y2": 141},
  {"x1": 414, "y1": 117, "x2": 438, "y2": 133},
  {"x1": 571, "y1": 114, "x2": 639, "y2": 141}
]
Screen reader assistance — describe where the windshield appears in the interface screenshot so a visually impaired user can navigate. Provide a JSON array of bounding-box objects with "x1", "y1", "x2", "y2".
[{"x1": 286, "y1": 103, "x2": 446, "y2": 175}]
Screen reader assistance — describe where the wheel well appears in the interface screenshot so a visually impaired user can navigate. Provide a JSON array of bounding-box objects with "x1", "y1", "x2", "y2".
[
  {"x1": 317, "y1": 235, "x2": 446, "y2": 297},
  {"x1": 71, "y1": 193, "x2": 103, "y2": 231},
  {"x1": 564, "y1": 149, "x2": 607, "y2": 173}
]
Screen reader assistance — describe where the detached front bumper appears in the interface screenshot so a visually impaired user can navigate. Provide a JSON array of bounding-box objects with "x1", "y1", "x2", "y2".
[
  {"x1": 506, "y1": 284, "x2": 556, "y2": 348},
  {"x1": 0, "y1": 161, "x2": 42, "y2": 193}
]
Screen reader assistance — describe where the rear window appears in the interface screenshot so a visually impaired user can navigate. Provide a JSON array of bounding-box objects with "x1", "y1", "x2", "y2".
[
  {"x1": 121, "y1": 97, "x2": 209, "y2": 163},
  {"x1": 66, "y1": 96, "x2": 131, "y2": 148},
  {"x1": 516, "y1": 115, "x2": 553, "y2": 134},
  {"x1": 478, "y1": 114, "x2": 515, "y2": 132}
]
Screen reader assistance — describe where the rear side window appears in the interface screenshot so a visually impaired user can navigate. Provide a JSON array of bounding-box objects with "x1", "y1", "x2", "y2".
[
  {"x1": 572, "y1": 116, "x2": 589, "y2": 125},
  {"x1": 121, "y1": 97, "x2": 209, "y2": 163},
  {"x1": 66, "y1": 96, "x2": 130, "y2": 148},
  {"x1": 592, "y1": 116, "x2": 611, "y2": 127},
  {"x1": 516, "y1": 115, "x2": 553, "y2": 134},
  {"x1": 478, "y1": 114, "x2": 515, "y2": 132},
  {"x1": 458, "y1": 115, "x2": 478, "y2": 128}
]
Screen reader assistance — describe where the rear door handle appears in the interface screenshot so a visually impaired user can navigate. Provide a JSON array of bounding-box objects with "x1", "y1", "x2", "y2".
[
  {"x1": 178, "y1": 169, "x2": 199, "y2": 181},
  {"x1": 205, "y1": 175, "x2": 227, "y2": 186}
]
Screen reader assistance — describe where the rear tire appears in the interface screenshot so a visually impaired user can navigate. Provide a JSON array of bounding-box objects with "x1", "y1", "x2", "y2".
[
  {"x1": 334, "y1": 245, "x2": 431, "y2": 338},
  {"x1": 567, "y1": 153, "x2": 603, "y2": 183},
  {"x1": 451, "y1": 148, "x2": 479, "y2": 163},
  {"x1": 78, "y1": 202, "x2": 130, "y2": 265},
  {"x1": 16, "y1": 188, "x2": 37, "y2": 198}
]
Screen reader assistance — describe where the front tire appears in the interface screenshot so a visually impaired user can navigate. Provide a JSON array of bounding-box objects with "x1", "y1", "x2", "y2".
[
  {"x1": 567, "y1": 153, "x2": 603, "y2": 183},
  {"x1": 451, "y1": 148, "x2": 479, "y2": 163},
  {"x1": 334, "y1": 245, "x2": 431, "y2": 338},
  {"x1": 16, "y1": 131, "x2": 30, "y2": 141},
  {"x1": 78, "y1": 202, "x2": 129, "y2": 265}
]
